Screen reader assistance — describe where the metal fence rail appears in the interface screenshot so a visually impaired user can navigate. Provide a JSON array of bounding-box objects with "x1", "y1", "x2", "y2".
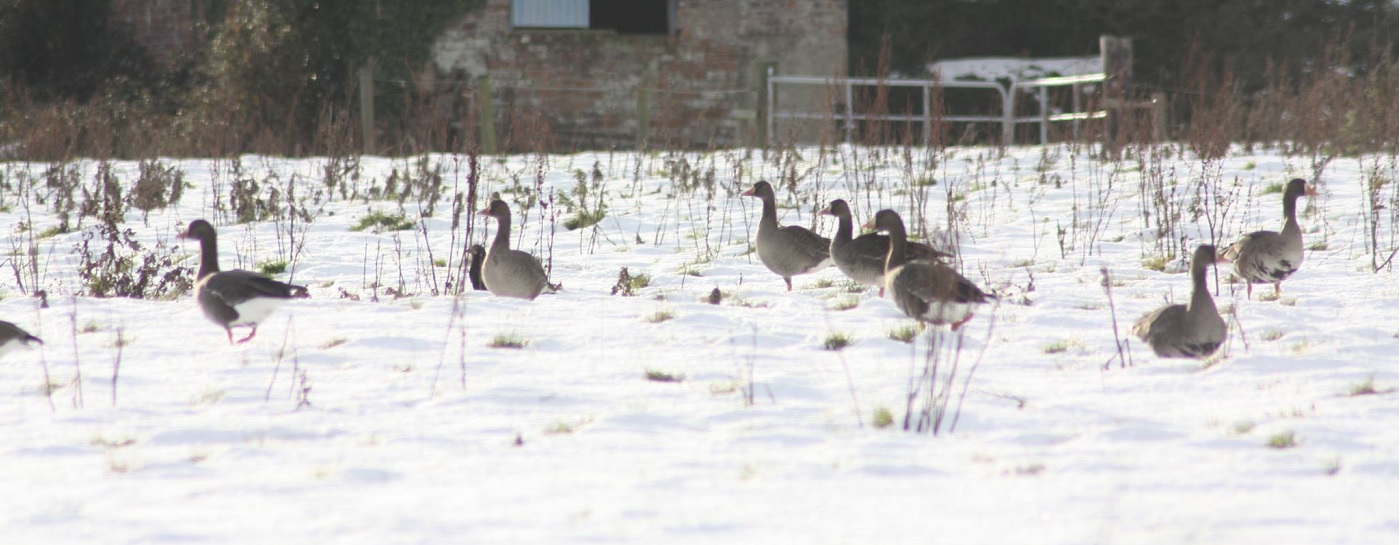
[
  {"x1": 1011, "y1": 73, "x2": 1108, "y2": 144},
  {"x1": 766, "y1": 72, "x2": 1108, "y2": 146}
]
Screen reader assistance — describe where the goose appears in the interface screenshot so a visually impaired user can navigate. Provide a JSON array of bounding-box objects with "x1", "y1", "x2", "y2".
[
  {"x1": 1133, "y1": 244, "x2": 1230, "y2": 358},
  {"x1": 479, "y1": 200, "x2": 552, "y2": 300},
  {"x1": 870, "y1": 210, "x2": 992, "y2": 330},
  {"x1": 467, "y1": 244, "x2": 488, "y2": 291},
  {"x1": 0, "y1": 320, "x2": 42, "y2": 359},
  {"x1": 178, "y1": 219, "x2": 309, "y2": 344},
  {"x1": 1222, "y1": 178, "x2": 1316, "y2": 299},
  {"x1": 819, "y1": 198, "x2": 949, "y2": 296},
  {"x1": 741, "y1": 180, "x2": 831, "y2": 291}
]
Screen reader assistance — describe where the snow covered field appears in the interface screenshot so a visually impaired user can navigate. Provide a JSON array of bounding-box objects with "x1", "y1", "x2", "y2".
[{"x1": 0, "y1": 145, "x2": 1395, "y2": 544}]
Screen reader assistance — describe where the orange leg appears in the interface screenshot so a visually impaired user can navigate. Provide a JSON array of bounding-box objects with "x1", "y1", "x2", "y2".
[{"x1": 236, "y1": 327, "x2": 258, "y2": 344}]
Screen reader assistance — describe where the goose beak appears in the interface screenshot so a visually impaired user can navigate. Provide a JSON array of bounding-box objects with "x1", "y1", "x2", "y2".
[
  {"x1": 478, "y1": 207, "x2": 491, "y2": 216},
  {"x1": 1305, "y1": 184, "x2": 1319, "y2": 197},
  {"x1": 861, "y1": 220, "x2": 876, "y2": 231},
  {"x1": 817, "y1": 207, "x2": 831, "y2": 216},
  {"x1": 175, "y1": 229, "x2": 190, "y2": 240},
  {"x1": 739, "y1": 188, "x2": 755, "y2": 197}
]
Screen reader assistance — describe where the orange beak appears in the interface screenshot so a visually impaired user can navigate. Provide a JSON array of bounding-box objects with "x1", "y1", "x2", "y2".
[
  {"x1": 1304, "y1": 184, "x2": 1319, "y2": 197},
  {"x1": 739, "y1": 188, "x2": 755, "y2": 197}
]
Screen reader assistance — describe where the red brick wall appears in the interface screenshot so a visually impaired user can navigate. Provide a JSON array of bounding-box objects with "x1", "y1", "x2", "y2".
[{"x1": 434, "y1": 0, "x2": 847, "y2": 150}]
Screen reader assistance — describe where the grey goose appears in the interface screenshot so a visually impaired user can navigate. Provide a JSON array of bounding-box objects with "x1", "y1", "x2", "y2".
[
  {"x1": 178, "y1": 219, "x2": 309, "y2": 344},
  {"x1": 0, "y1": 320, "x2": 42, "y2": 359},
  {"x1": 1132, "y1": 244, "x2": 1229, "y2": 358},
  {"x1": 870, "y1": 209, "x2": 992, "y2": 331},
  {"x1": 741, "y1": 180, "x2": 832, "y2": 291},
  {"x1": 819, "y1": 198, "x2": 949, "y2": 296},
  {"x1": 479, "y1": 200, "x2": 552, "y2": 300},
  {"x1": 1222, "y1": 178, "x2": 1316, "y2": 299}
]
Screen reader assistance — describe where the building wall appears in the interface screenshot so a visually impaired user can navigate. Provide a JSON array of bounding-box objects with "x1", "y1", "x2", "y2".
[{"x1": 433, "y1": 0, "x2": 847, "y2": 150}]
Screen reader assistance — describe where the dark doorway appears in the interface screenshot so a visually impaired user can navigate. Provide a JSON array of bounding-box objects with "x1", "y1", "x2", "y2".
[{"x1": 591, "y1": 0, "x2": 671, "y2": 35}]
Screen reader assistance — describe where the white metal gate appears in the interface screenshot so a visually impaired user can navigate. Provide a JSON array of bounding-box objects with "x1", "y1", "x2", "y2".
[{"x1": 765, "y1": 71, "x2": 1108, "y2": 146}]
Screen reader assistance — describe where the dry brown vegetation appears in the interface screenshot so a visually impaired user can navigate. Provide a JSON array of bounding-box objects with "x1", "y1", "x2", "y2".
[{"x1": 0, "y1": 31, "x2": 1394, "y2": 161}]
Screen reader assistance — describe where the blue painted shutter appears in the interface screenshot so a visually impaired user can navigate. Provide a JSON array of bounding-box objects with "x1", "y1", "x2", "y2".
[{"x1": 512, "y1": 0, "x2": 589, "y2": 28}]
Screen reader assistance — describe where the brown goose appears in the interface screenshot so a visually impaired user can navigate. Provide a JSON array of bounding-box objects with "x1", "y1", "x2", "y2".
[
  {"x1": 479, "y1": 200, "x2": 551, "y2": 300},
  {"x1": 741, "y1": 180, "x2": 832, "y2": 291},
  {"x1": 819, "y1": 198, "x2": 949, "y2": 297},
  {"x1": 1222, "y1": 178, "x2": 1316, "y2": 299},
  {"x1": 178, "y1": 219, "x2": 309, "y2": 344},
  {"x1": 0, "y1": 320, "x2": 42, "y2": 359},
  {"x1": 1132, "y1": 244, "x2": 1230, "y2": 358},
  {"x1": 870, "y1": 210, "x2": 992, "y2": 331}
]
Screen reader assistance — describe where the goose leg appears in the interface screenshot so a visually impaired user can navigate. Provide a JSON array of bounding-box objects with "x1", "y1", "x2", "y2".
[
  {"x1": 236, "y1": 327, "x2": 258, "y2": 344},
  {"x1": 225, "y1": 327, "x2": 236, "y2": 345},
  {"x1": 784, "y1": 278, "x2": 793, "y2": 291},
  {"x1": 950, "y1": 315, "x2": 974, "y2": 332}
]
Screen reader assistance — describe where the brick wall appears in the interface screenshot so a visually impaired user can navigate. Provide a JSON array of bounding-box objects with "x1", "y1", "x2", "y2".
[{"x1": 433, "y1": 0, "x2": 847, "y2": 150}]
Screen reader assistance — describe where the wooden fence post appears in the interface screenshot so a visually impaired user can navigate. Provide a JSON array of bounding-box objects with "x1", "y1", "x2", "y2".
[
  {"x1": 1100, "y1": 35, "x2": 1133, "y2": 149},
  {"x1": 1151, "y1": 91, "x2": 1168, "y2": 141},
  {"x1": 358, "y1": 63, "x2": 375, "y2": 154},
  {"x1": 636, "y1": 76, "x2": 652, "y2": 149},
  {"x1": 476, "y1": 75, "x2": 497, "y2": 155},
  {"x1": 758, "y1": 62, "x2": 776, "y2": 149}
]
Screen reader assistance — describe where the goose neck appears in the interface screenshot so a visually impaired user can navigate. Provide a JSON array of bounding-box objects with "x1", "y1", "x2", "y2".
[
  {"x1": 758, "y1": 195, "x2": 779, "y2": 231},
  {"x1": 1188, "y1": 260, "x2": 1216, "y2": 314},
  {"x1": 884, "y1": 225, "x2": 909, "y2": 272},
  {"x1": 834, "y1": 210, "x2": 854, "y2": 244},
  {"x1": 490, "y1": 213, "x2": 513, "y2": 252},
  {"x1": 196, "y1": 236, "x2": 220, "y2": 279},
  {"x1": 1282, "y1": 191, "x2": 1302, "y2": 233}
]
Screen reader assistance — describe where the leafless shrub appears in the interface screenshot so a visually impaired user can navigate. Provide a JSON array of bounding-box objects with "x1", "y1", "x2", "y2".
[
  {"x1": 129, "y1": 159, "x2": 184, "y2": 225},
  {"x1": 41, "y1": 162, "x2": 81, "y2": 233},
  {"x1": 1180, "y1": 43, "x2": 1243, "y2": 163},
  {"x1": 75, "y1": 225, "x2": 191, "y2": 299},
  {"x1": 903, "y1": 305, "x2": 999, "y2": 436},
  {"x1": 381, "y1": 155, "x2": 446, "y2": 216},
  {"x1": 1362, "y1": 156, "x2": 1399, "y2": 272},
  {"x1": 321, "y1": 150, "x2": 363, "y2": 201},
  {"x1": 6, "y1": 169, "x2": 51, "y2": 295}
]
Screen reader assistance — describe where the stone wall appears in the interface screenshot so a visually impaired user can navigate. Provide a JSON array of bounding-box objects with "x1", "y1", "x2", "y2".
[{"x1": 433, "y1": 0, "x2": 847, "y2": 150}]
